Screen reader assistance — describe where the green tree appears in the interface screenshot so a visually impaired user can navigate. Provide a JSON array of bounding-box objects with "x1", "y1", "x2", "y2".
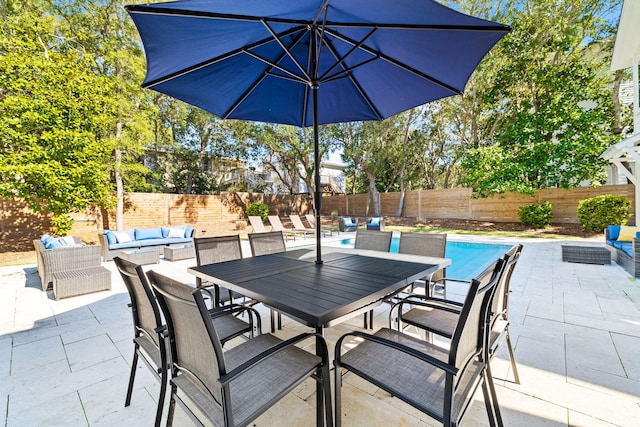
[
  {"x1": 460, "y1": 0, "x2": 620, "y2": 196},
  {"x1": 0, "y1": 0, "x2": 115, "y2": 232}
]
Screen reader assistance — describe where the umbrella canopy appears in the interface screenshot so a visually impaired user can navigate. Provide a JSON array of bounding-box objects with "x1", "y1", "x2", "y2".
[{"x1": 126, "y1": 0, "x2": 510, "y2": 263}]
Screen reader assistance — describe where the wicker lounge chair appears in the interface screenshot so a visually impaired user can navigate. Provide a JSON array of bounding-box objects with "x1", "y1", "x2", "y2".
[
  {"x1": 392, "y1": 244, "x2": 523, "y2": 384},
  {"x1": 248, "y1": 231, "x2": 286, "y2": 332},
  {"x1": 365, "y1": 217, "x2": 385, "y2": 231},
  {"x1": 334, "y1": 259, "x2": 504, "y2": 427},
  {"x1": 267, "y1": 215, "x2": 310, "y2": 240},
  {"x1": 338, "y1": 217, "x2": 358, "y2": 232},
  {"x1": 147, "y1": 271, "x2": 332, "y2": 427}
]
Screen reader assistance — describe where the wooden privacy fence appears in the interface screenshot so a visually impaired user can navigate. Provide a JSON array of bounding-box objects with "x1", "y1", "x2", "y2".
[
  {"x1": 0, "y1": 184, "x2": 634, "y2": 252},
  {"x1": 321, "y1": 184, "x2": 636, "y2": 224}
]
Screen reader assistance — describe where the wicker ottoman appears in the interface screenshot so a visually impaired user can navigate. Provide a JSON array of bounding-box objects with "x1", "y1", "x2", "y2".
[
  {"x1": 561, "y1": 245, "x2": 611, "y2": 265},
  {"x1": 164, "y1": 245, "x2": 196, "y2": 261},
  {"x1": 121, "y1": 248, "x2": 160, "y2": 265},
  {"x1": 53, "y1": 266, "x2": 112, "y2": 300}
]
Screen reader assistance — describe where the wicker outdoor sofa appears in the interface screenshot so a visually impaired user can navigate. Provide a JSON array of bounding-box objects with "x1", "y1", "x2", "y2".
[
  {"x1": 33, "y1": 238, "x2": 111, "y2": 299},
  {"x1": 98, "y1": 226, "x2": 195, "y2": 261},
  {"x1": 605, "y1": 225, "x2": 640, "y2": 277}
]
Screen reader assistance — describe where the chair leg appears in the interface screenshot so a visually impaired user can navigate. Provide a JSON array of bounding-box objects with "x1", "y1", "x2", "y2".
[
  {"x1": 321, "y1": 364, "x2": 334, "y2": 427},
  {"x1": 504, "y1": 328, "x2": 520, "y2": 384},
  {"x1": 334, "y1": 366, "x2": 342, "y2": 427},
  {"x1": 270, "y1": 310, "x2": 276, "y2": 333},
  {"x1": 166, "y1": 383, "x2": 177, "y2": 427},
  {"x1": 485, "y1": 363, "x2": 504, "y2": 427},
  {"x1": 154, "y1": 359, "x2": 169, "y2": 427},
  {"x1": 125, "y1": 348, "x2": 139, "y2": 406},
  {"x1": 481, "y1": 370, "x2": 497, "y2": 427}
]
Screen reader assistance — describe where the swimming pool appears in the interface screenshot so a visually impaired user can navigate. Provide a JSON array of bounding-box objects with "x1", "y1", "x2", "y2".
[{"x1": 326, "y1": 237, "x2": 511, "y2": 279}]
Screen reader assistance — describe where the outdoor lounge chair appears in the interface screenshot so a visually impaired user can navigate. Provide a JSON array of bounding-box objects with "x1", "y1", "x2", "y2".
[
  {"x1": 268, "y1": 215, "x2": 310, "y2": 240},
  {"x1": 334, "y1": 258, "x2": 505, "y2": 427},
  {"x1": 116, "y1": 258, "x2": 261, "y2": 426},
  {"x1": 147, "y1": 271, "x2": 333, "y2": 427},
  {"x1": 391, "y1": 244, "x2": 523, "y2": 384},
  {"x1": 305, "y1": 213, "x2": 335, "y2": 236},
  {"x1": 248, "y1": 231, "x2": 286, "y2": 332},
  {"x1": 248, "y1": 215, "x2": 268, "y2": 233},
  {"x1": 338, "y1": 217, "x2": 358, "y2": 232},
  {"x1": 290, "y1": 214, "x2": 316, "y2": 234}
]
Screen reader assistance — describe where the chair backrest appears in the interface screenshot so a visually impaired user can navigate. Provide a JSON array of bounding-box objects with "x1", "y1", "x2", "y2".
[
  {"x1": 267, "y1": 215, "x2": 287, "y2": 231},
  {"x1": 147, "y1": 271, "x2": 225, "y2": 403},
  {"x1": 491, "y1": 244, "x2": 523, "y2": 323},
  {"x1": 449, "y1": 257, "x2": 505, "y2": 370},
  {"x1": 248, "y1": 231, "x2": 286, "y2": 256},
  {"x1": 398, "y1": 232, "x2": 447, "y2": 280},
  {"x1": 114, "y1": 257, "x2": 163, "y2": 346},
  {"x1": 354, "y1": 229, "x2": 392, "y2": 252},
  {"x1": 289, "y1": 214, "x2": 308, "y2": 230},
  {"x1": 194, "y1": 235, "x2": 243, "y2": 266},
  {"x1": 305, "y1": 214, "x2": 316, "y2": 228},
  {"x1": 248, "y1": 216, "x2": 267, "y2": 233}
]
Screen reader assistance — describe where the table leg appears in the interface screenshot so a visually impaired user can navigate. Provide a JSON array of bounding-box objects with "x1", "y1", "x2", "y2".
[{"x1": 316, "y1": 326, "x2": 325, "y2": 427}]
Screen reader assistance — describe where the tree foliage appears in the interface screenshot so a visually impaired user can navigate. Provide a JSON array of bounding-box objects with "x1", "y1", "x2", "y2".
[{"x1": 0, "y1": 0, "x2": 115, "y2": 229}]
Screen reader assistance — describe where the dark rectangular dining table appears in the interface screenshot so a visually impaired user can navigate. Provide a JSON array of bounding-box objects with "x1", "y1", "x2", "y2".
[{"x1": 187, "y1": 246, "x2": 450, "y2": 427}]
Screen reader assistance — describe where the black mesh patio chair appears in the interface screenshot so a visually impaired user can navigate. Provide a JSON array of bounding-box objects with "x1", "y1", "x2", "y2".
[
  {"x1": 354, "y1": 229, "x2": 393, "y2": 328},
  {"x1": 117, "y1": 257, "x2": 262, "y2": 426},
  {"x1": 194, "y1": 235, "x2": 251, "y2": 307},
  {"x1": 335, "y1": 257, "x2": 505, "y2": 427},
  {"x1": 391, "y1": 244, "x2": 523, "y2": 384},
  {"x1": 398, "y1": 232, "x2": 447, "y2": 296},
  {"x1": 147, "y1": 271, "x2": 333, "y2": 427},
  {"x1": 115, "y1": 257, "x2": 168, "y2": 427},
  {"x1": 248, "y1": 231, "x2": 286, "y2": 332}
]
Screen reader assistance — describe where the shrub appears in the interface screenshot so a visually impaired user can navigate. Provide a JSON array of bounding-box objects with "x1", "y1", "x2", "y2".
[
  {"x1": 577, "y1": 195, "x2": 631, "y2": 232},
  {"x1": 51, "y1": 214, "x2": 74, "y2": 236},
  {"x1": 518, "y1": 201, "x2": 553, "y2": 229},
  {"x1": 246, "y1": 202, "x2": 269, "y2": 221}
]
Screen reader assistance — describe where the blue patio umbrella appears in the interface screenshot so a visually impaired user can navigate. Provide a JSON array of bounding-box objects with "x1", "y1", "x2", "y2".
[{"x1": 126, "y1": 0, "x2": 510, "y2": 263}]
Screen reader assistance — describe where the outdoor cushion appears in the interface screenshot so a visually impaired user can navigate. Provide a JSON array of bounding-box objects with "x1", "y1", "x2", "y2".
[
  {"x1": 167, "y1": 227, "x2": 185, "y2": 238},
  {"x1": 184, "y1": 225, "x2": 194, "y2": 237},
  {"x1": 617, "y1": 226, "x2": 640, "y2": 242},
  {"x1": 615, "y1": 242, "x2": 633, "y2": 258},
  {"x1": 342, "y1": 217, "x2": 354, "y2": 226},
  {"x1": 42, "y1": 235, "x2": 62, "y2": 249},
  {"x1": 607, "y1": 225, "x2": 621, "y2": 240},
  {"x1": 104, "y1": 230, "x2": 117, "y2": 245},
  {"x1": 369, "y1": 217, "x2": 380, "y2": 226},
  {"x1": 114, "y1": 231, "x2": 133, "y2": 243},
  {"x1": 135, "y1": 227, "x2": 164, "y2": 240},
  {"x1": 58, "y1": 236, "x2": 78, "y2": 246}
]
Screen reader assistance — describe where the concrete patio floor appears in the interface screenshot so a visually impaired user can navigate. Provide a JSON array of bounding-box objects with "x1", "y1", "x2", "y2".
[{"x1": 1, "y1": 235, "x2": 639, "y2": 426}]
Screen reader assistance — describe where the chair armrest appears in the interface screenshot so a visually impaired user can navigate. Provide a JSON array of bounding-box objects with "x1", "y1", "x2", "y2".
[
  {"x1": 218, "y1": 332, "x2": 328, "y2": 386},
  {"x1": 335, "y1": 330, "x2": 457, "y2": 375},
  {"x1": 208, "y1": 303, "x2": 263, "y2": 335}
]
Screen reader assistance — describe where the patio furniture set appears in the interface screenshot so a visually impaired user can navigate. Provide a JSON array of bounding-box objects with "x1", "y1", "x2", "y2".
[{"x1": 106, "y1": 228, "x2": 522, "y2": 426}]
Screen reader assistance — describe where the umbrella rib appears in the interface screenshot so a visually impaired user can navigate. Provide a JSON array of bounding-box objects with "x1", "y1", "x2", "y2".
[
  {"x1": 142, "y1": 26, "x2": 305, "y2": 89},
  {"x1": 222, "y1": 29, "x2": 309, "y2": 119},
  {"x1": 126, "y1": 6, "x2": 510, "y2": 33},
  {"x1": 244, "y1": 50, "x2": 308, "y2": 84},
  {"x1": 321, "y1": 56, "x2": 379, "y2": 83},
  {"x1": 324, "y1": 27, "x2": 462, "y2": 95},
  {"x1": 321, "y1": 38, "x2": 384, "y2": 121},
  {"x1": 318, "y1": 27, "x2": 377, "y2": 81},
  {"x1": 262, "y1": 20, "x2": 311, "y2": 83}
]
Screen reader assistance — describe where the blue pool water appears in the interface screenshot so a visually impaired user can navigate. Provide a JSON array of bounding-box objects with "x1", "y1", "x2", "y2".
[{"x1": 329, "y1": 237, "x2": 510, "y2": 279}]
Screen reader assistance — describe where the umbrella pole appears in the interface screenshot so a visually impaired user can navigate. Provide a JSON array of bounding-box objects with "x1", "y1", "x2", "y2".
[{"x1": 313, "y1": 84, "x2": 323, "y2": 265}]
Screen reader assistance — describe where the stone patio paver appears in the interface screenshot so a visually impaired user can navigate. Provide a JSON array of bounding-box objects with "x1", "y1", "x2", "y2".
[{"x1": 1, "y1": 236, "x2": 639, "y2": 426}]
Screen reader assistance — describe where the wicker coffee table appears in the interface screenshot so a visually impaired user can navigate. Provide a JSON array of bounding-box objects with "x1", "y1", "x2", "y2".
[
  {"x1": 121, "y1": 248, "x2": 160, "y2": 265},
  {"x1": 561, "y1": 245, "x2": 611, "y2": 265},
  {"x1": 164, "y1": 245, "x2": 196, "y2": 261}
]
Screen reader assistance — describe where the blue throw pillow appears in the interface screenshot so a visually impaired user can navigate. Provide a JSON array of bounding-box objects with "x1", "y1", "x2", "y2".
[
  {"x1": 369, "y1": 217, "x2": 379, "y2": 226},
  {"x1": 607, "y1": 225, "x2": 621, "y2": 240},
  {"x1": 161, "y1": 227, "x2": 170, "y2": 238},
  {"x1": 184, "y1": 225, "x2": 194, "y2": 238},
  {"x1": 342, "y1": 217, "x2": 353, "y2": 226},
  {"x1": 135, "y1": 227, "x2": 164, "y2": 240},
  {"x1": 104, "y1": 230, "x2": 117, "y2": 245},
  {"x1": 42, "y1": 235, "x2": 62, "y2": 249}
]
